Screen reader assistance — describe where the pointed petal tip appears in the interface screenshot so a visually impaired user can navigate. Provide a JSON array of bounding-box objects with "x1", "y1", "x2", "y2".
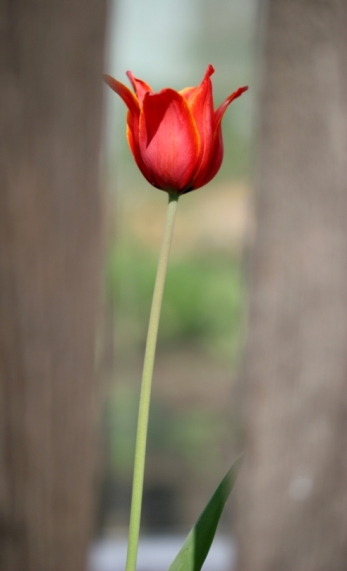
[
  {"x1": 126, "y1": 70, "x2": 137, "y2": 93},
  {"x1": 213, "y1": 85, "x2": 249, "y2": 132},
  {"x1": 126, "y1": 70, "x2": 134, "y2": 82},
  {"x1": 205, "y1": 64, "x2": 215, "y2": 78},
  {"x1": 231, "y1": 86, "x2": 249, "y2": 101},
  {"x1": 103, "y1": 73, "x2": 140, "y2": 115},
  {"x1": 103, "y1": 73, "x2": 114, "y2": 86},
  {"x1": 126, "y1": 70, "x2": 154, "y2": 103},
  {"x1": 225, "y1": 85, "x2": 249, "y2": 105}
]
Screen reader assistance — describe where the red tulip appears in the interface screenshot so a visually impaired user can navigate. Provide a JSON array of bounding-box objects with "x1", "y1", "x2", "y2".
[{"x1": 104, "y1": 65, "x2": 248, "y2": 194}]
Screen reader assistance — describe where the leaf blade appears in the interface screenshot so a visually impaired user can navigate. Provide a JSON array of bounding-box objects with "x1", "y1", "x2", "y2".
[{"x1": 167, "y1": 455, "x2": 242, "y2": 571}]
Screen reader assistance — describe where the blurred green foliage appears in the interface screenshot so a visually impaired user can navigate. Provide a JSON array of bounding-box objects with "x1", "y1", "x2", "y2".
[
  {"x1": 108, "y1": 385, "x2": 229, "y2": 477},
  {"x1": 107, "y1": 242, "x2": 246, "y2": 360},
  {"x1": 106, "y1": 241, "x2": 246, "y2": 477}
]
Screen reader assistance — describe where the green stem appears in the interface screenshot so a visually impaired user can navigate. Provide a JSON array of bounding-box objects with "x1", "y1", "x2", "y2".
[{"x1": 125, "y1": 192, "x2": 179, "y2": 571}]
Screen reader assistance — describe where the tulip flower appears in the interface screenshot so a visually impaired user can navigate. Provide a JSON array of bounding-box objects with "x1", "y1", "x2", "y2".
[{"x1": 104, "y1": 65, "x2": 248, "y2": 194}]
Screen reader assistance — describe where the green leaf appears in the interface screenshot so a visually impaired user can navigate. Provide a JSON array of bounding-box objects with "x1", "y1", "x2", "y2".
[{"x1": 167, "y1": 456, "x2": 242, "y2": 571}]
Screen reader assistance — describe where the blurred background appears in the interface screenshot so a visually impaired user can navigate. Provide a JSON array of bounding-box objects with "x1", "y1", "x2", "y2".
[
  {"x1": 2, "y1": 1, "x2": 346, "y2": 571},
  {"x1": 98, "y1": 0, "x2": 255, "y2": 547}
]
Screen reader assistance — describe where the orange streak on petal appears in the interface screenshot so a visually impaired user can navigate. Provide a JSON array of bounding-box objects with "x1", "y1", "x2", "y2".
[
  {"x1": 186, "y1": 64, "x2": 215, "y2": 181},
  {"x1": 179, "y1": 86, "x2": 196, "y2": 101},
  {"x1": 126, "y1": 123, "x2": 155, "y2": 186},
  {"x1": 193, "y1": 85, "x2": 248, "y2": 189},
  {"x1": 126, "y1": 110, "x2": 154, "y2": 184},
  {"x1": 194, "y1": 84, "x2": 248, "y2": 188},
  {"x1": 179, "y1": 66, "x2": 214, "y2": 102},
  {"x1": 192, "y1": 128, "x2": 224, "y2": 190}
]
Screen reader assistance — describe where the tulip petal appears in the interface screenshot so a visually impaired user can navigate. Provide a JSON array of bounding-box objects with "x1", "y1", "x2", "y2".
[
  {"x1": 103, "y1": 74, "x2": 140, "y2": 117},
  {"x1": 126, "y1": 116, "x2": 156, "y2": 186},
  {"x1": 139, "y1": 89, "x2": 200, "y2": 191},
  {"x1": 186, "y1": 65, "x2": 215, "y2": 180},
  {"x1": 104, "y1": 74, "x2": 153, "y2": 181},
  {"x1": 179, "y1": 86, "x2": 197, "y2": 101},
  {"x1": 179, "y1": 65, "x2": 215, "y2": 104},
  {"x1": 126, "y1": 71, "x2": 153, "y2": 105},
  {"x1": 214, "y1": 86, "x2": 248, "y2": 133},
  {"x1": 192, "y1": 84, "x2": 248, "y2": 190},
  {"x1": 191, "y1": 128, "x2": 224, "y2": 190}
]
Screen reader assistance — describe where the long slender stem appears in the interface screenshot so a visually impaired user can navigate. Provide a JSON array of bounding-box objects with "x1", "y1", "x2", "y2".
[{"x1": 125, "y1": 192, "x2": 179, "y2": 571}]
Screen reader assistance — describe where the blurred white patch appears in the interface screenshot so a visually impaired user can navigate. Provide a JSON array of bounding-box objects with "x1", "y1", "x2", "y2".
[
  {"x1": 88, "y1": 535, "x2": 236, "y2": 571},
  {"x1": 288, "y1": 476, "x2": 313, "y2": 501}
]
